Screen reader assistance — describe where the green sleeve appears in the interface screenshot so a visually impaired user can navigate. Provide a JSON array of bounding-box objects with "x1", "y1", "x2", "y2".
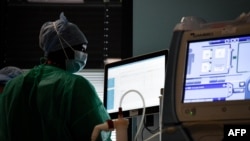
[{"x1": 70, "y1": 76, "x2": 112, "y2": 141}]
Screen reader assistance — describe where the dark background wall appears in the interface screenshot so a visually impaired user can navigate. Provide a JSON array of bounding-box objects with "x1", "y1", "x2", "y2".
[
  {"x1": 133, "y1": 0, "x2": 250, "y2": 56},
  {"x1": 0, "y1": 0, "x2": 131, "y2": 69}
]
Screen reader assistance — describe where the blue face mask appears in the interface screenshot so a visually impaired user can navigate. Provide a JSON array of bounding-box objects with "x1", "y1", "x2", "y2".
[
  {"x1": 52, "y1": 22, "x2": 88, "y2": 73},
  {"x1": 65, "y1": 50, "x2": 88, "y2": 73}
]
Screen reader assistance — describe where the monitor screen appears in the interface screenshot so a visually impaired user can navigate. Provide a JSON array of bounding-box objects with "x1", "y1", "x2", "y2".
[
  {"x1": 174, "y1": 23, "x2": 250, "y2": 122},
  {"x1": 184, "y1": 35, "x2": 250, "y2": 103},
  {"x1": 103, "y1": 49, "x2": 167, "y2": 118}
]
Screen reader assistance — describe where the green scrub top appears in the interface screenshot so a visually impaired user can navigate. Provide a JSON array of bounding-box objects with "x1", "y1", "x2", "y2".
[{"x1": 0, "y1": 65, "x2": 111, "y2": 141}]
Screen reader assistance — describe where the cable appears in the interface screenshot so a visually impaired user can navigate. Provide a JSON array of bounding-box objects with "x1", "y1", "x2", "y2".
[
  {"x1": 141, "y1": 123, "x2": 159, "y2": 141},
  {"x1": 119, "y1": 89, "x2": 146, "y2": 141},
  {"x1": 143, "y1": 116, "x2": 159, "y2": 134},
  {"x1": 143, "y1": 127, "x2": 169, "y2": 141},
  {"x1": 144, "y1": 94, "x2": 163, "y2": 141},
  {"x1": 159, "y1": 93, "x2": 163, "y2": 141},
  {"x1": 144, "y1": 130, "x2": 161, "y2": 141}
]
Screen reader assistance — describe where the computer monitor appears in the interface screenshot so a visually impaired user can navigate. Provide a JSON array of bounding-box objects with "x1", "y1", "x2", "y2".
[
  {"x1": 103, "y1": 49, "x2": 167, "y2": 118},
  {"x1": 172, "y1": 23, "x2": 250, "y2": 122}
]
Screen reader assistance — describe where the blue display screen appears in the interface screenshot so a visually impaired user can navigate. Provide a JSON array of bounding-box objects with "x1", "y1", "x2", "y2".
[{"x1": 183, "y1": 35, "x2": 250, "y2": 103}]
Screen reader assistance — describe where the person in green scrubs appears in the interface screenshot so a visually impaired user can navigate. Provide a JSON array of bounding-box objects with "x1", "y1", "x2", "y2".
[{"x1": 0, "y1": 12, "x2": 111, "y2": 141}]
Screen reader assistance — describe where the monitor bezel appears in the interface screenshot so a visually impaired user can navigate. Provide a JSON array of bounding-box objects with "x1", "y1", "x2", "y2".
[
  {"x1": 103, "y1": 49, "x2": 168, "y2": 118},
  {"x1": 175, "y1": 23, "x2": 250, "y2": 122}
]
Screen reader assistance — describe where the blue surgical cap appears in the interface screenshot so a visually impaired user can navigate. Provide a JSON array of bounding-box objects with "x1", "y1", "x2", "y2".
[
  {"x1": 0, "y1": 66, "x2": 23, "y2": 85},
  {"x1": 39, "y1": 12, "x2": 88, "y2": 56}
]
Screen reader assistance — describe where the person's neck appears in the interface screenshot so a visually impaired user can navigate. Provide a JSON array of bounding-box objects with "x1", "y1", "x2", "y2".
[{"x1": 46, "y1": 60, "x2": 65, "y2": 70}]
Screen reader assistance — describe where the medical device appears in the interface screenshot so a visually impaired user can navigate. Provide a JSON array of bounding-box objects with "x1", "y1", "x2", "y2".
[{"x1": 162, "y1": 13, "x2": 250, "y2": 141}]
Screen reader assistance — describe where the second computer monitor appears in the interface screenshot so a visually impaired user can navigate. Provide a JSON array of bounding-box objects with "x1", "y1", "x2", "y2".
[{"x1": 103, "y1": 49, "x2": 168, "y2": 118}]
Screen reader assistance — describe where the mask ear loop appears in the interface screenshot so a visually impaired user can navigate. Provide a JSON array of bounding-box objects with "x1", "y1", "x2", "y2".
[{"x1": 53, "y1": 22, "x2": 74, "y2": 60}]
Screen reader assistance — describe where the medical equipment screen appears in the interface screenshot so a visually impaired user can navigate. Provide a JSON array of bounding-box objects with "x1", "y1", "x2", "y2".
[
  {"x1": 104, "y1": 50, "x2": 167, "y2": 116},
  {"x1": 183, "y1": 35, "x2": 250, "y2": 103}
]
